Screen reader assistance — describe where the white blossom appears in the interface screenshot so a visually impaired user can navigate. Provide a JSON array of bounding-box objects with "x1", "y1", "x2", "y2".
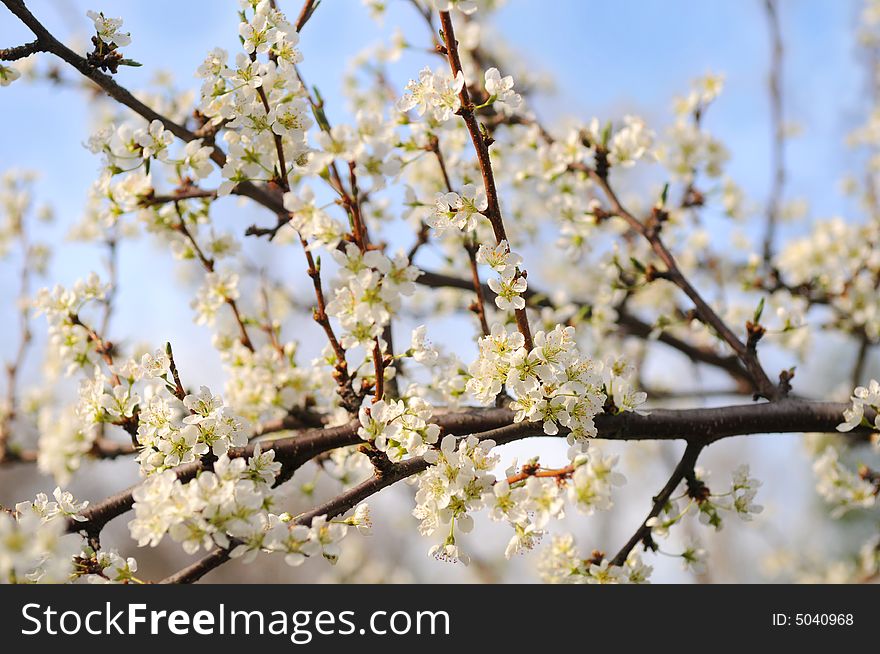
[{"x1": 87, "y1": 10, "x2": 132, "y2": 47}]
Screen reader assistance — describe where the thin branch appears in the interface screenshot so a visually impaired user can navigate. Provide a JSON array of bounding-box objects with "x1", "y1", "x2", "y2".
[
  {"x1": 172, "y1": 201, "x2": 255, "y2": 351},
  {"x1": 0, "y1": 438, "x2": 134, "y2": 466},
  {"x1": 762, "y1": 0, "x2": 786, "y2": 266},
  {"x1": 141, "y1": 188, "x2": 217, "y2": 206},
  {"x1": 611, "y1": 441, "x2": 704, "y2": 566},
  {"x1": 69, "y1": 313, "x2": 120, "y2": 385},
  {"x1": 294, "y1": 0, "x2": 319, "y2": 32},
  {"x1": 438, "y1": 10, "x2": 533, "y2": 349},
  {"x1": 416, "y1": 268, "x2": 755, "y2": 391},
  {"x1": 465, "y1": 240, "x2": 491, "y2": 336},
  {"x1": 0, "y1": 38, "x2": 40, "y2": 61},
  {"x1": 852, "y1": 334, "x2": 872, "y2": 388},
  {"x1": 590, "y1": 171, "x2": 779, "y2": 399},
  {"x1": 426, "y1": 134, "x2": 491, "y2": 336},
  {"x1": 505, "y1": 463, "x2": 574, "y2": 485}
]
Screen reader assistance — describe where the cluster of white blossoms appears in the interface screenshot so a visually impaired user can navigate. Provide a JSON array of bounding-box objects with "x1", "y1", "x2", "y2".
[
  {"x1": 191, "y1": 271, "x2": 240, "y2": 326},
  {"x1": 410, "y1": 429, "x2": 628, "y2": 565},
  {"x1": 130, "y1": 447, "x2": 369, "y2": 566},
  {"x1": 476, "y1": 240, "x2": 528, "y2": 311},
  {"x1": 656, "y1": 73, "x2": 729, "y2": 183},
  {"x1": 358, "y1": 397, "x2": 440, "y2": 461},
  {"x1": 63, "y1": 342, "x2": 251, "y2": 476},
  {"x1": 195, "y1": 2, "x2": 310, "y2": 194},
  {"x1": 281, "y1": 185, "x2": 344, "y2": 250},
  {"x1": 135, "y1": 383, "x2": 250, "y2": 475},
  {"x1": 397, "y1": 66, "x2": 465, "y2": 122},
  {"x1": 77, "y1": 366, "x2": 138, "y2": 429},
  {"x1": 0, "y1": 169, "x2": 46, "y2": 258},
  {"x1": 1, "y1": 485, "x2": 140, "y2": 583},
  {"x1": 837, "y1": 379, "x2": 880, "y2": 435},
  {"x1": 428, "y1": 184, "x2": 488, "y2": 233},
  {"x1": 672, "y1": 72, "x2": 725, "y2": 117},
  {"x1": 538, "y1": 534, "x2": 653, "y2": 584},
  {"x1": 513, "y1": 112, "x2": 655, "y2": 184},
  {"x1": 466, "y1": 325, "x2": 645, "y2": 455},
  {"x1": 659, "y1": 119, "x2": 729, "y2": 183},
  {"x1": 219, "y1": 341, "x2": 329, "y2": 423},
  {"x1": 33, "y1": 273, "x2": 112, "y2": 376},
  {"x1": 824, "y1": 378, "x2": 880, "y2": 515},
  {"x1": 87, "y1": 121, "x2": 212, "y2": 181},
  {"x1": 412, "y1": 435, "x2": 499, "y2": 564},
  {"x1": 36, "y1": 405, "x2": 96, "y2": 485},
  {"x1": 812, "y1": 446, "x2": 877, "y2": 517},
  {"x1": 601, "y1": 115, "x2": 655, "y2": 169},
  {"x1": 402, "y1": 327, "x2": 472, "y2": 409},
  {"x1": 774, "y1": 218, "x2": 880, "y2": 339},
  {"x1": 142, "y1": 199, "x2": 239, "y2": 264},
  {"x1": 324, "y1": 244, "x2": 420, "y2": 350},
  {"x1": 0, "y1": 489, "x2": 87, "y2": 584},
  {"x1": 7, "y1": 0, "x2": 868, "y2": 586},
  {"x1": 567, "y1": 450, "x2": 627, "y2": 515},
  {"x1": 494, "y1": 451, "x2": 626, "y2": 559}
]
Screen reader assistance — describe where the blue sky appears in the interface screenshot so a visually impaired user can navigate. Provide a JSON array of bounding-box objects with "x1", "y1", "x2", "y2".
[{"x1": 0, "y1": 0, "x2": 873, "y2": 582}]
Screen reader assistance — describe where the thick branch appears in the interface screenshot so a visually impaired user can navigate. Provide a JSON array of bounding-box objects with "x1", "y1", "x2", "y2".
[{"x1": 152, "y1": 399, "x2": 867, "y2": 582}]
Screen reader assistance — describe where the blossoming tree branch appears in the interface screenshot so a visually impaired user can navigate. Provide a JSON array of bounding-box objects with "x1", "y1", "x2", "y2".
[{"x1": 0, "y1": 0, "x2": 879, "y2": 584}]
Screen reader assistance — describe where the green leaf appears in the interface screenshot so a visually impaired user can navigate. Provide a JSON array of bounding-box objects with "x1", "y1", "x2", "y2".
[
  {"x1": 601, "y1": 121, "x2": 613, "y2": 147},
  {"x1": 753, "y1": 297, "x2": 765, "y2": 323}
]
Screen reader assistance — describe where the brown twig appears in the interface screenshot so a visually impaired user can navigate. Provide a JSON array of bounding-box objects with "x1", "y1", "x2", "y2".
[
  {"x1": 0, "y1": 439, "x2": 135, "y2": 466},
  {"x1": 141, "y1": 188, "x2": 217, "y2": 206},
  {"x1": 438, "y1": 10, "x2": 533, "y2": 350},
  {"x1": 505, "y1": 463, "x2": 574, "y2": 485},
  {"x1": 172, "y1": 201, "x2": 255, "y2": 351},
  {"x1": 426, "y1": 134, "x2": 491, "y2": 336},
  {"x1": 589, "y1": 172, "x2": 778, "y2": 399},
  {"x1": 294, "y1": 0, "x2": 319, "y2": 32}
]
